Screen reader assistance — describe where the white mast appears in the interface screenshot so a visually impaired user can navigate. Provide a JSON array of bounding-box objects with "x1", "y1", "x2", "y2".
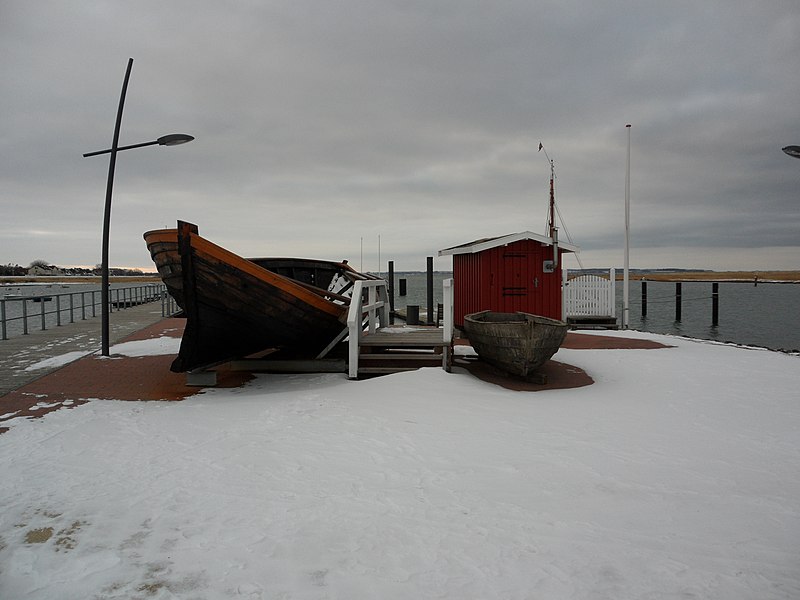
[{"x1": 623, "y1": 124, "x2": 631, "y2": 329}]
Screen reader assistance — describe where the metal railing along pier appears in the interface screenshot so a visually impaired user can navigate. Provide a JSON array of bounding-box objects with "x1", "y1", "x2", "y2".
[{"x1": 1, "y1": 284, "x2": 179, "y2": 341}]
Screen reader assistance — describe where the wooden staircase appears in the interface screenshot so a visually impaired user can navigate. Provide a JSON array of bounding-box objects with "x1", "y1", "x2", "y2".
[
  {"x1": 355, "y1": 328, "x2": 450, "y2": 376},
  {"x1": 347, "y1": 279, "x2": 454, "y2": 379}
]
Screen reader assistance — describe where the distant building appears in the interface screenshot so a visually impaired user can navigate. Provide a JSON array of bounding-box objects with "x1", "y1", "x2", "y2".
[{"x1": 27, "y1": 264, "x2": 63, "y2": 276}]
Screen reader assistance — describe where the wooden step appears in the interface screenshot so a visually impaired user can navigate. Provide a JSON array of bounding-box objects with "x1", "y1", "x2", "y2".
[
  {"x1": 359, "y1": 328, "x2": 447, "y2": 349},
  {"x1": 357, "y1": 351, "x2": 444, "y2": 376}
]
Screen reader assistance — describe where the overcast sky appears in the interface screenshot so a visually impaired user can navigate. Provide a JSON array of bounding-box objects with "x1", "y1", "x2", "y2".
[{"x1": 2, "y1": 1, "x2": 798, "y2": 273}]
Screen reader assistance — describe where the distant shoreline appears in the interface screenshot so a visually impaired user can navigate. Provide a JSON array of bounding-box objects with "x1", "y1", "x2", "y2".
[
  {"x1": 612, "y1": 270, "x2": 800, "y2": 283},
  {"x1": 2, "y1": 270, "x2": 798, "y2": 285},
  {"x1": 0, "y1": 275, "x2": 160, "y2": 284}
]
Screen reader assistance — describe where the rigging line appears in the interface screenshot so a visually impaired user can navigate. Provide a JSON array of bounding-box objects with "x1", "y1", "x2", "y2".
[
  {"x1": 555, "y1": 201, "x2": 584, "y2": 269},
  {"x1": 539, "y1": 140, "x2": 584, "y2": 270}
]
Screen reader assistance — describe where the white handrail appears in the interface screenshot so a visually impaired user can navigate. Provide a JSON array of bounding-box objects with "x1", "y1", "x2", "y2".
[
  {"x1": 347, "y1": 279, "x2": 389, "y2": 378},
  {"x1": 347, "y1": 278, "x2": 455, "y2": 378},
  {"x1": 442, "y1": 278, "x2": 454, "y2": 343}
]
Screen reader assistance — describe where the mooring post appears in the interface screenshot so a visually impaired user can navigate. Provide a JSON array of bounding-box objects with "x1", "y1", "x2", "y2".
[
  {"x1": 388, "y1": 260, "x2": 395, "y2": 325},
  {"x1": 641, "y1": 280, "x2": 648, "y2": 318},
  {"x1": 675, "y1": 282, "x2": 682, "y2": 322},
  {"x1": 712, "y1": 282, "x2": 719, "y2": 326},
  {"x1": 399, "y1": 278, "x2": 407, "y2": 296},
  {"x1": 426, "y1": 256, "x2": 434, "y2": 325},
  {"x1": 0, "y1": 299, "x2": 6, "y2": 340}
]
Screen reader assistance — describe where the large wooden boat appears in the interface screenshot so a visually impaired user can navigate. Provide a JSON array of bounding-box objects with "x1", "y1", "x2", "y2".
[
  {"x1": 144, "y1": 221, "x2": 377, "y2": 372},
  {"x1": 463, "y1": 310, "x2": 568, "y2": 378}
]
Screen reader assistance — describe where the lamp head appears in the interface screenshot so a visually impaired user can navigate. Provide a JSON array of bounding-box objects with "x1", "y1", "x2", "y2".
[
  {"x1": 782, "y1": 146, "x2": 800, "y2": 159},
  {"x1": 157, "y1": 134, "x2": 195, "y2": 147}
]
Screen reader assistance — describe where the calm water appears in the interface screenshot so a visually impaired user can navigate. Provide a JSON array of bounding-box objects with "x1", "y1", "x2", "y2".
[
  {"x1": 387, "y1": 273, "x2": 800, "y2": 352},
  {"x1": 615, "y1": 280, "x2": 800, "y2": 352}
]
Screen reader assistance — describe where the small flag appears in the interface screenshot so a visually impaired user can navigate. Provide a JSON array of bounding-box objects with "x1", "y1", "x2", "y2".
[{"x1": 538, "y1": 142, "x2": 543, "y2": 151}]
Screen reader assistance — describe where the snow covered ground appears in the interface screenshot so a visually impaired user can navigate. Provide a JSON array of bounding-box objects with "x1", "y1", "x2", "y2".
[{"x1": 1, "y1": 331, "x2": 798, "y2": 599}]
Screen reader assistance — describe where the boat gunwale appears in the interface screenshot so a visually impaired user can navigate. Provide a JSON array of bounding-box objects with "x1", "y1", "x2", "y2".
[
  {"x1": 185, "y1": 234, "x2": 347, "y2": 320},
  {"x1": 464, "y1": 310, "x2": 567, "y2": 328}
]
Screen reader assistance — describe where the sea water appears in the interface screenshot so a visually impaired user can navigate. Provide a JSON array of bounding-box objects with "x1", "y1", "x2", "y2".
[
  {"x1": 615, "y1": 280, "x2": 800, "y2": 352},
  {"x1": 386, "y1": 273, "x2": 799, "y2": 352}
]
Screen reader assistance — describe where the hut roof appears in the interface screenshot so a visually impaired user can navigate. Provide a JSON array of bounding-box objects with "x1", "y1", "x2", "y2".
[{"x1": 438, "y1": 231, "x2": 579, "y2": 256}]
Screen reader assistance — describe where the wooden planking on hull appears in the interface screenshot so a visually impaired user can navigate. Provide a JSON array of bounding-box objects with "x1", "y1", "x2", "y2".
[{"x1": 145, "y1": 221, "x2": 380, "y2": 373}]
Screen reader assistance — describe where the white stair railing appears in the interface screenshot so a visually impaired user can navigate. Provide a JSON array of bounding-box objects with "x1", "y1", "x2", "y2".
[
  {"x1": 347, "y1": 280, "x2": 389, "y2": 379},
  {"x1": 441, "y1": 278, "x2": 454, "y2": 370},
  {"x1": 347, "y1": 278, "x2": 455, "y2": 378}
]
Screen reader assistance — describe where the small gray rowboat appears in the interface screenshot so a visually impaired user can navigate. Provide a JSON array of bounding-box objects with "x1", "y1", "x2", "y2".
[{"x1": 464, "y1": 311, "x2": 568, "y2": 378}]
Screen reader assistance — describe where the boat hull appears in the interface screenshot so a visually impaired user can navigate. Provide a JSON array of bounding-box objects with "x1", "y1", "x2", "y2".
[
  {"x1": 144, "y1": 222, "x2": 369, "y2": 372},
  {"x1": 463, "y1": 311, "x2": 568, "y2": 378}
]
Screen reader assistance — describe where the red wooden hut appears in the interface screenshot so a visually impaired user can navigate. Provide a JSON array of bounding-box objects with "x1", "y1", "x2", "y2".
[{"x1": 439, "y1": 231, "x2": 578, "y2": 328}]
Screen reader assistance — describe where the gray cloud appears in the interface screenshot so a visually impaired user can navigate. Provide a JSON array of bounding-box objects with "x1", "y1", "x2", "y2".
[{"x1": 1, "y1": 0, "x2": 798, "y2": 272}]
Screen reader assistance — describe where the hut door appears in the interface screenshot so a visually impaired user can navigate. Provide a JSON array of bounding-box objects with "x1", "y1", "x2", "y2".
[
  {"x1": 501, "y1": 252, "x2": 529, "y2": 312},
  {"x1": 501, "y1": 249, "x2": 546, "y2": 314}
]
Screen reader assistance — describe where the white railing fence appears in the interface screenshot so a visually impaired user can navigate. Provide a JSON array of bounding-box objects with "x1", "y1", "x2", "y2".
[
  {"x1": 346, "y1": 280, "x2": 390, "y2": 378},
  {"x1": 562, "y1": 268, "x2": 616, "y2": 319},
  {"x1": 345, "y1": 278, "x2": 454, "y2": 379}
]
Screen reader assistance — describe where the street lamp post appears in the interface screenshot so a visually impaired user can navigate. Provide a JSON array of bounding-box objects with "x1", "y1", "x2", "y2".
[
  {"x1": 623, "y1": 124, "x2": 631, "y2": 329},
  {"x1": 83, "y1": 57, "x2": 193, "y2": 356}
]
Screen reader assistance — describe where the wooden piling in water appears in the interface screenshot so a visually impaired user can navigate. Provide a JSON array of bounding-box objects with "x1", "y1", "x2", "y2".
[
  {"x1": 426, "y1": 257, "x2": 434, "y2": 325},
  {"x1": 388, "y1": 260, "x2": 395, "y2": 325},
  {"x1": 712, "y1": 282, "x2": 719, "y2": 326},
  {"x1": 641, "y1": 280, "x2": 647, "y2": 318}
]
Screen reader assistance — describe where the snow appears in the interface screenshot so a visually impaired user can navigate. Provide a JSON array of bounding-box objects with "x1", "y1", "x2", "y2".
[
  {"x1": 23, "y1": 337, "x2": 181, "y2": 371},
  {"x1": 23, "y1": 351, "x2": 93, "y2": 371},
  {"x1": 1, "y1": 331, "x2": 799, "y2": 599},
  {"x1": 107, "y1": 336, "x2": 182, "y2": 358}
]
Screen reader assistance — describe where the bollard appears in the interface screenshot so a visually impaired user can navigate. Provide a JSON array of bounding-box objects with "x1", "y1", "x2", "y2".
[
  {"x1": 675, "y1": 282, "x2": 682, "y2": 322},
  {"x1": 641, "y1": 280, "x2": 648, "y2": 318},
  {"x1": 399, "y1": 278, "x2": 407, "y2": 296},
  {"x1": 388, "y1": 260, "x2": 395, "y2": 325},
  {"x1": 426, "y1": 257, "x2": 434, "y2": 325},
  {"x1": 712, "y1": 282, "x2": 719, "y2": 326},
  {"x1": 407, "y1": 305, "x2": 420, "y2": 325}
]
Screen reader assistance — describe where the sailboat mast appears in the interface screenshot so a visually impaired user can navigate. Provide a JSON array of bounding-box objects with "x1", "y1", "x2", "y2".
[
  {"x1": 548, "y1": 158, "x2": 556, "y2": 238},
  {"x1": 538, "y1": 142, "x2": 557, "y2": 237}
]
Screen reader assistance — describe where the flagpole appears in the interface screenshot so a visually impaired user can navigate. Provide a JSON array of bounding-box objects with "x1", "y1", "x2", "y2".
[{"x1": 623, "y1": 124, "x2": 631, "y2": 329}]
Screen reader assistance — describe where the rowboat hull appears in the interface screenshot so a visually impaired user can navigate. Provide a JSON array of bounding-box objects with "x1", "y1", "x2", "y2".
[
  {"x1": 143, "y1": 221, "x2": 371, "y2": 372},
  {"x1": 463, "y1": 311, "x2": 568, "y2": 378}
]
